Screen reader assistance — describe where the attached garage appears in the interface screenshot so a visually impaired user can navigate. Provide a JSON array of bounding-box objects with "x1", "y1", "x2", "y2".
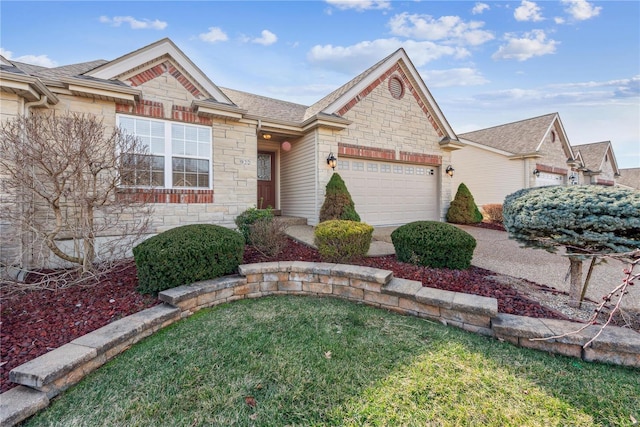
[
  {"x1": 534, "y1": 171, "x2": 565, "y2": 187},
  {"x1": 337, "y1": 158, "x2": 440, "y2": 226}
]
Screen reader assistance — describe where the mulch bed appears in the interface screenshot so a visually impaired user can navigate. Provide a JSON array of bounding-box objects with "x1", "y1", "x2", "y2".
[{"x1": 1, "y1": 238, "x2": 567, "y2": 394}]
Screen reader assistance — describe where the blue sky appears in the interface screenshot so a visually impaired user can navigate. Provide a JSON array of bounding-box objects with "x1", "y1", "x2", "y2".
[{"x1": 2, "y1": 0, "x2": 639, "y2": 168}]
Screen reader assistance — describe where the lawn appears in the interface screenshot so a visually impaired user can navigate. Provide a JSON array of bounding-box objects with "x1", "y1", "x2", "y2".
[{"x1": 25, "y1": 296, "x2": 639, "y2": 426}]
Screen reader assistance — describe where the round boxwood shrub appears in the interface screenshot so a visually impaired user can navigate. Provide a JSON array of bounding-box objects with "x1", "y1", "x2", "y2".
[
  {"x1": 314, "y1": 219, "x2": 373, "y2": 263},
  {"x1": 133, "y1": 224, "x2": 244, "y2": 294},
  {"x1": 391, "y1": 221, "x2": 476, "y2": 269}
]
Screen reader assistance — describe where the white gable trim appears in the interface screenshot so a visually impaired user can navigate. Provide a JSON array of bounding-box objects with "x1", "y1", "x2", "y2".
[
  {"x1": 321, "y1": 49, "x2": 456, "y2": 138},
  {"x1": 534, "y1": 113, "x2": 575, "y2": 160},
  {"x1": 85, "y1": 38, "x2": 233, "y2": 105}
]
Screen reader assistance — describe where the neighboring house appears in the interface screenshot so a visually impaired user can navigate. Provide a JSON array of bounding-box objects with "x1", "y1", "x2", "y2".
[
  {"x1": 0, "y1": 38, "x2": 460, "y2": 269},
  {"x1": 617, "y1": 168, "x2": 640, "y2": 190},
  {"x1": 572, "y1": 141, "x2": 620, "y2": 186},
  {"x1": 450, "y1": 113, "x2": 578, "y2": 207}
]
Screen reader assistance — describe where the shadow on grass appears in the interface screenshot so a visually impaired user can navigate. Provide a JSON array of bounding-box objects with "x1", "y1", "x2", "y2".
[{"x1": 25, "y1": 296, "x2": 639, "y2": 426}]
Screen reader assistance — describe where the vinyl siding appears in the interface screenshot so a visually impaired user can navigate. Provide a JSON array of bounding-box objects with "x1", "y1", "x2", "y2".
[
  {"x1": 452, "y1": 145, "x2": 525, "y2": 206},
  {"x1": 280, "y1": 132, "x2": 317, "y2": 223}
]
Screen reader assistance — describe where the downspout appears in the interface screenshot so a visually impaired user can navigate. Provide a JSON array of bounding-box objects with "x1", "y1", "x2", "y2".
[
  {"x1": 17, "y1": 95, "x2": 49, "y2": 278},
  {"x1": 24, "y1": 95, "x2": 49, "y2": 113}
]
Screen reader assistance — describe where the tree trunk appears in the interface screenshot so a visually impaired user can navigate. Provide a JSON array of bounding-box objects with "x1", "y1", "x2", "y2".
[{"x1": 568, "y1": 256, "x2": 583, "y2": 308}]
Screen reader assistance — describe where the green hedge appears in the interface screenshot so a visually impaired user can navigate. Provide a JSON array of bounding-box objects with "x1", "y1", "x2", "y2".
[
  {"x1": 133, "y1": 224, "x2": 244, "y2": 294},
  {"x1": 391, "y1": 221, "x2": 476, "y2": 269},
  {"x1": 314, "y1": 220, "x2": 373, "y2": 263}
]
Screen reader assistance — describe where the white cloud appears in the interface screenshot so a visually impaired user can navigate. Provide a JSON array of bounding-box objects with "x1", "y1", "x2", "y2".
[
  {"x1": 554, "y1": 16, "x2": 566, "y2": 24},
  {"x1": 561, "y1": 0, "x2": 602, "y2": 21},
  {"x1": 325, "y1": 0, "x2": 391, "y2": 11},
  {"x1": 199, "y1": 27, "x2": 229, "y2": 43},
  {"x1": 492, "y1": 30, "x2": 558, "y2": 61},
  {"x1": 388, "y1": 13, "x2": 494, "y2": 46},
  {"x1": 252, "y1": 30, "x2": 278, "y2": 46},
  {"x1": 98, "y1": 15, "x2": 167, "y2": 30},
  {"x1": 514, "y1": 1, "x2": 544, "y2": 22},
  {"x1": 308, "y1": 38, "x2": 469, "y2": 74},
  {"x1": 0, "y1": 48, "x2": 58, "y2": 67},
  {"x1": 472, "y1": 3, "x2": 490, "y2": 15},
  {"x1": 422, "y1": 68, "x2": 489, "y2": 87}
]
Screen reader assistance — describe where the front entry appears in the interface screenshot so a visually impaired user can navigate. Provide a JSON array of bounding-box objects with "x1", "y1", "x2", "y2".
[{"x1": 257, "y1": 151, "x2": 276, "y2": 209}]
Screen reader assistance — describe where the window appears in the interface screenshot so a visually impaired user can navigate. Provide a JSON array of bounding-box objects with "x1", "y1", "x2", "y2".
[
  {"x1": 405, "y1": 166, "x2": 414, "y2": 175},
  {"x1": 352, "y1": 162, "x2": 364, "y2": 171},
  {"x1": 367, "y1": 163, "x2": 378, "y2": 172},
  {"x1": 118, "y1": 115, "x2": 211, "y2": 188},
  {"x1": 394, "y1": 165, "x2": 403, "y2": 174},
  {"x1": 380, "y1": 164, "x2": 391, "y2": 173},
  {"x1": 338, "y1": 160, "x2": 349, "y2": 170}
]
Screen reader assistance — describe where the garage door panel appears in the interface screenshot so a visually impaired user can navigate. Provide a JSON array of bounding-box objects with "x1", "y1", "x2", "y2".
[{"x1": 338, "y1": 159, "x2": 438, "y2": 226}]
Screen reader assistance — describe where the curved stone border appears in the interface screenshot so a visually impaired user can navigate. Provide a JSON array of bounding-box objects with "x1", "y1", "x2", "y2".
[{"x1": 2, "y1": 261, "x2": 639, "y2": 426}]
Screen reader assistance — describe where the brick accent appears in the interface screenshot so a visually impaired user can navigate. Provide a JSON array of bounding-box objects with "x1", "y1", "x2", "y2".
[
  {"x1": 595, "y1": 178, "x2": 615, "y2": 186},
  {"x1": 399, "y1": 151, "x2": 442, "y2": 166},
  {"x1": 338, "y1": 143, "x2": 442, "y2": 166},
  {"x1": 128, "y1": 61, "x2": 202, "y2": 98},
  {"x1": 535, "y1": 163, "x2": 568, "y2": 175},
  {"x1": 336, "y1": 65, "x2": 444, "y2": 137},
  {"x1": 116, "y1": 188, "x2": 214, "y2": 204},
  {"x1": 338, "y1": 143, "x2": 395, "y2": 161},
  {"x1": 172, "y1": 105, "x2": 213, "y2": 125},
  {"x1": 116, "y1": 99, "x2": 164, "y2": 118}
]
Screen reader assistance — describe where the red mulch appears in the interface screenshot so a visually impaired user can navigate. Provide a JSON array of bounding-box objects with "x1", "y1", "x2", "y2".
[{"x1": 1, "y1": 238, "x2": 567, "y2": 394}]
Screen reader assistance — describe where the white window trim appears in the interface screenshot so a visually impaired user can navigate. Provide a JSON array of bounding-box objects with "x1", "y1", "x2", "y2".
[{"x1": 117, "y1": 114, "x2": 212, "y2": 189}]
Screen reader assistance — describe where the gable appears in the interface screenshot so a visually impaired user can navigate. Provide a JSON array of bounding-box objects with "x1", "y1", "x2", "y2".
[
  {"x1": 536, "y1": 117, "x2": 573, "y2": 166},
  {"x1": 84, "y1": 38, "x2": 233, "y2": 106},
  {"x1": 312, "y1": 49, "x2": 456, "y2": 140}
]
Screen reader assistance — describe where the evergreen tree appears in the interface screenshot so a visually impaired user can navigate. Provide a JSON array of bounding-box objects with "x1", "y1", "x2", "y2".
[
  {"x1": 503, "y1": 185, "x2": 640, "y2": 307},
  {"x1": 319, "y1": 173, "x2": 361, "y2": 222},
  {"x1": 446, "y1": 183, "x2": 483, "y2": 224}
]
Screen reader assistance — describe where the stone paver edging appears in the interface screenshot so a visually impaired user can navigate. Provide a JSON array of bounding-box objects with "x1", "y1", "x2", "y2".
[{"x1": 2, "y1": 261, "x2": 639, "y2": 426}]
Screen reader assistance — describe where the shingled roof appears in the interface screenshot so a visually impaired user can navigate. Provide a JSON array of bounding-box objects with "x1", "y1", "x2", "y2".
[
  {"x1": 617, "y1": 167, "x2": 640, "y2": 189},
  {"x1": 220, "y1": 87, "x2": 308, "y2": 123},
  {"x1": 573, "y1": 141, "x2": 619, "y2": 175},
  {"x1": 459, "y1": 113, "x2": 559, "y2": 155}
]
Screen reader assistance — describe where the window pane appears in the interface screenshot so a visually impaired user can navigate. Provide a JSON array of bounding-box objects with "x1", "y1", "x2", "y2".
[
  {"x1": 198, "y1": 142, "x2": 209, "y2": 157},
  {"x1": 172, "y1": 124, "x2": 183, "y2": 139},
  {"x1": 172, "y1": 140, "x2": 184, "y2": 155},
  {"x1": 137, "y1": 120, "x2": 150, "y2": 135},
  {"x1": 185, "y1": 141, "x2": 198, "y2": 156},
  {"x1": 185, "y1": 126, "x2": 198, "y2": 141},
  {"x1": 151, "y1": 121, "x2": 164, "y2": 138},
  {"x1": 151, "y1": 139, "x2": 164, "y2": 154},
  {"x1": 119, "y1": 117, "x2": 134, "y2": 132},
  {"x1": 197, "y1": 159, "x2": 209, "y2": 173},
  {"x1": 198, "y1": 128, "x2": 210, "y2": 141},
  {"x1": 185, "y1": 158, "x2": 198, "y2": 172},
  {"x1": 197, "y1": 174, "x2": 209, "y2": 187}
]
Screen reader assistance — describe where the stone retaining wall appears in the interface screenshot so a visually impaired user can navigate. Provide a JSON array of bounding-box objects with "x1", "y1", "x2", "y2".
[{"x1": 2, "y1": 262, "x2": 639, "y2": 426}]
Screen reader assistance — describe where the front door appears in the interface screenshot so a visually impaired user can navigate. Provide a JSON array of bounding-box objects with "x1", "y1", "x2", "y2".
[{"x1": 257, "y1": 151, "x2": 276, "y2": 209}]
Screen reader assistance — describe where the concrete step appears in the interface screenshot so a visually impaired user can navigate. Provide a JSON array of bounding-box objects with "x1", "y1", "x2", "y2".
[{"x1": 275, "y1": 216, "x2": 307, "y2": 226}]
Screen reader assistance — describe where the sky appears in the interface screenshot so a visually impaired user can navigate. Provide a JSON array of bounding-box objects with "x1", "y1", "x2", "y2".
[{"x1": 1, "y1": 0, "x2": 639, "y2": 168}]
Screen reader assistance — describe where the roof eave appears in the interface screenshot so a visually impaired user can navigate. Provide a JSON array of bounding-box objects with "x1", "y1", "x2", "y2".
[
  {"x1": 0, "y1": 71, "x2": 59, "y2": 104},
  {"x1": 302, "y1": 113, "x2": 352, "y2": 131},
  {"x1": 192, "y1": 99, "x2": 247, "y2": 121},
  {"x1": 438, "y1": 137, "x2": 465, "y2": 151},
  {"x1": 61, "y1": 76, "x2": 140, "y2": 105},
  {"x1": 508, "y1": 152, "x2": 543, "y2": 160}
]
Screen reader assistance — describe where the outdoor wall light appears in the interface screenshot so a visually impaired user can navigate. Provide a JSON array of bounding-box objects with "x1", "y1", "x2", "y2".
[
  {"x1": 327, "y1": 152, "x2": 337, "y2": 170},
  {"x1": 569, "y1": 173, "x2": 578, "y2": 185},
  {"x1": 262, "y1": 133, "x2": 272, "y2": 140},
  {"x1": 533, "y1": 169, "x2": 540, "y2": 177},
  {"x1": 445, "y1": 165, "x2": 454, "y2": 177}
]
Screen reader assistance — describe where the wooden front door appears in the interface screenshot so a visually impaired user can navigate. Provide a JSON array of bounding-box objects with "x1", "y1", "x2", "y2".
[{"x1": 257, "y1": 151, "x2": 276, "y2": 209}]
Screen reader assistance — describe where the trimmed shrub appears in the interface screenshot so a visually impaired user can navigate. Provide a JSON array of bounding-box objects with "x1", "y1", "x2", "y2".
[
  {"x1": 249, "y1": 217, "x2": 288, "y2": 258},
  {"x1": 482, "y1": 204, "x2": 504, "y2": 224},
  {"x1": 503, "y1": 185, "x2": 640, "y2": 253},
  {"x1": 446, "y1": 183, "x2": 483, "y2": 224},
  {"x1": 314, "y1": 220, "x2": 373, "y2": 263},
  {"x1": 391, "y1": 221, "x2": 476, "y2": 269},
  {"x1": 235, "y1": 207, "x2": 274, "y2": 243},
  {"x1": 133, "y1": 224, "x2": 244, "y2": 294},
  {"x1": 319, "y1": 173, "x2": 361, "y2": 222}
]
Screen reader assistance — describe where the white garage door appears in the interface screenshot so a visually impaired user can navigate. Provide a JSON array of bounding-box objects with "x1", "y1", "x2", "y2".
[
  {"x1": 337, "y1": 158, "x2": 439, "y2": 226},
  {"x1": 534, "y1": 172, "x2": 565, "y2": 187}
]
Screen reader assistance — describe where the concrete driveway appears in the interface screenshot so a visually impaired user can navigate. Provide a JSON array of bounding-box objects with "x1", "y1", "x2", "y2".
[{"x1": 456, "y1": 225, "x2": 639, "y2": 311}]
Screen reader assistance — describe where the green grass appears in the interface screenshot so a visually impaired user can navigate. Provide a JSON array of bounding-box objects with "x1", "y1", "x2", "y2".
[{"x1": 27, "y1": 296, "x2": 639, "y2": 426}]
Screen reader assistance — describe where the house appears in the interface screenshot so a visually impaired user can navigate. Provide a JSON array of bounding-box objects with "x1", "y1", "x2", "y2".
[
  {"x1": 0, "y1": 38, "x2": 460, "y2": 270},
  {"x1": 572, "y1": 141, "x2": 620, "y2": 186},
  {"x1": 450, "y1": 113, "x2": 578, "y2": 207},
  {"x1": 617, "y1": 168, "x2": 640, "y2": 190}
]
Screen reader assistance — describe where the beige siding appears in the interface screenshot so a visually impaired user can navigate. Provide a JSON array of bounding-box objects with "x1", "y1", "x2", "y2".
[
  {"x1": 281, "y1": 132, "x2": 317, "y2": 223},
  {"x1": 452, "y1": 145, "x2": 525, "y2": 206}
]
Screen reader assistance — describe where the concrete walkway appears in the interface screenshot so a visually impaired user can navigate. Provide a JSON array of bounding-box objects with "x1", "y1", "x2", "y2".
[{"x1": 285, "y1": 224, "x2": 639, "y2": 311}]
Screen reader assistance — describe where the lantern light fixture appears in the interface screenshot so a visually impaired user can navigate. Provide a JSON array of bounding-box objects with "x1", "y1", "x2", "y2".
[
  {"x1": 533, "y1": 169, "x2": 540, "y2": 177},
  {"x1": 327, "y1": 152, "x2": 337, "y2": 170},
  {"x1": 445, "y1": 165, "x2": 454, "y2": 177}
]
